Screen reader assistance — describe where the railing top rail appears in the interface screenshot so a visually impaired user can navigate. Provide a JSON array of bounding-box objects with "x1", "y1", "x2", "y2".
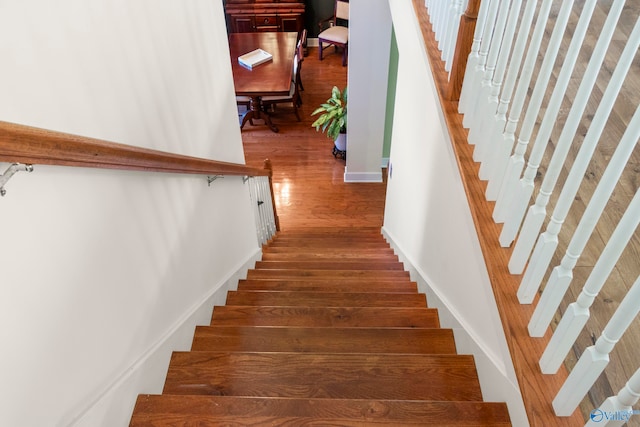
[{"x1": 0, "y1": 120, "x2": 268, "y2": 177}]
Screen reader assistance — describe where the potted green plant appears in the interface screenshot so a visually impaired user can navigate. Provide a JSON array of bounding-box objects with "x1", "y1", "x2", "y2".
[{"x1": 311, "y1": 86, "x2": 347, "y2": 158}]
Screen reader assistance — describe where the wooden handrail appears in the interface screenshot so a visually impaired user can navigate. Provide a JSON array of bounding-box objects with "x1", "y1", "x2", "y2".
[
  {"x1": 411, "y1": 1, "x2": 584, "y2": 426},
  {"x1": 0, "y1": 120, "x2": 267, "y2": 177}
]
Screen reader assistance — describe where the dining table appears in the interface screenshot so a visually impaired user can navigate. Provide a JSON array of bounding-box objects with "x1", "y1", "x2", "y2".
[{"x1": 229, "y1": 31, "x2": 298, "y2": 133}]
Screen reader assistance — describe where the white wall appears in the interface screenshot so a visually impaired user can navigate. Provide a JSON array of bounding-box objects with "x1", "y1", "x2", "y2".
[
  {"x1": 344, "y1": 0, "x2": 392, "y2": 182},
  {"x1": 0, "y1": 1, "x2": 259, "y2": 426},
  {"x1": 383, "y1": 1, "x2": 528, "y2": 425}
]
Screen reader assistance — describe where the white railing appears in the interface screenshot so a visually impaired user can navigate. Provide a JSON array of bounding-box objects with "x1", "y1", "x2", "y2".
[
  {"x1": 247, "y1": 175, "x2": 277, "y2": 246},
  {"x1": 428, "y1": 0, "x2": 640, "y2": 424},
  {"x1": 426, "y1": 0, "x2": 469, "y2": 74}
]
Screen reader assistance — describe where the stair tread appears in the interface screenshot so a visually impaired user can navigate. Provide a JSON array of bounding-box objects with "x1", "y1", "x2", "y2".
[
  {"x1": 225, "y1": 290, "x2": 427, "y2": 307},
  {"x1": 267, "y1": 242, "x2": 392, "y2": 249},
  {"x1": 211, "y1": 306, "x2": 440, "y2": 328},
  {"x1": 254, "y1": 260, "x2": 405, "y2": 270},
  {"x1": 163, "y1": 352, "x2": 483, "y2": 401},
  {"x1": 131, "y1": 395, "x2": 511, "y2": 426},
  {"x1": 130, "y1": 228, "x2": 510, "y2": 425},
  {"x1": 271, "y1": 235, "x2": 387, "y2": 241},
  {"x1": 260, "y1": 252, "x2": 400, "y2": 261},
  {"x1": 192, "y1": 325, "x2": 456, "y2": 353},
  {"x1": 263, "y1": 246, "x2": 396, "y2": 253},
  {"x1": 246, "y1": 269, "x2": 410, "y2": 280},
  {"x1": 237, "y1": 279, "x2": 418, "y2": 293}
]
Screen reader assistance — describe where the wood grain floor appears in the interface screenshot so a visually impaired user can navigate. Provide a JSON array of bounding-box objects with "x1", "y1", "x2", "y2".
[{"x1": 239, "y1": 48, "x2": 386, "y2": 230}]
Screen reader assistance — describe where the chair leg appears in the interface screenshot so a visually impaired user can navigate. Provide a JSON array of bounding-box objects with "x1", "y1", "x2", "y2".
[
  {"x1": 342, "y1": 44, "x2": 348, "y2": 66},
  {"x1": 318, "y1": 41, "x2": 324, "y2": 61}
]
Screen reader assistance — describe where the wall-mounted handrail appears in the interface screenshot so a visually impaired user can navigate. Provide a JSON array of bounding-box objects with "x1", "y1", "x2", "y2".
[
  {"x1": 0, "y1": 120, "x2": 267, "y2": 177},
  {"x1": 0, "y1": 120, "x2": 280, "y2": 242}
]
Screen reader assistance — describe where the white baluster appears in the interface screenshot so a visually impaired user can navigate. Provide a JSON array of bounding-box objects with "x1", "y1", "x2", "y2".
[
  {"x1": 265, "y1": 177, "x2": 276, "y2": 239},
  {"x1": 443, "y1": 0, "x2": 465, "y2": 73},
  {"x1": 540, "y1": 188, "x2": 640, "y2": 373},
  {"x1": 447, "y1": 0, "x2": 471, "y2": 71},
  {"x1": 489, "y1": 0, "x2": 553, "y2": 211},
  {"x1": 440, "y1": 0, "x2": 453, "y2": 60},
  {"x1": 426, "y1": 0, "x2": 433, "y2": 14},
  {"x1": 511, "y1": 0, "x2": 625, "y2": 279},
  {"x1": 248, "y1": 177, "x2": 263, "y2": 245},
  {"x1": 538, "y1": 107, "x2": 640, "y2": 352},
  {"x1": 468, "y1": 0, "x2": 511, "y2": 152},
  {"x1": 263, "y1": 177, "x2": 275, "y2": 240},
  {"x1": 435, "y1": 0, "x2": 449, "y2": 44},
  {"x1": 256, "y1": 177, "x2": 267, "y2": 245},
  {"x1": 476, "y1": 0, "x2": 523, "y2": 180},
  {"x1": 482, "y1": 0, "x2": 538, "y2": 197},
  {"x1": 585, "y1": 368, "x2": 640, "y2": 427},
  {"x1": 459, "y1": 0, "x2": 492, "y2": 115},
  {"x1": 259, "y1": 177, "x2": 270, "y2": 240},
  {"x1": 502, "y1": 0, "x2": 598, "y2": 256},
  {"x1": 553, "y1": 274, "x2": 640, "y2": 416},
  {"x1": 462, "y1": 0, "x2": 501, "y2": 130},
  {"x1": 261, "y1": 178, "x2": 271, "y2": 243},
  {"x1": 493, "y1": 0, "x2": 575, "y2": 239},
  {"x1": 427, "y1": 0, "x2": 437, "y2": 32},
  {"x1": 521, "y1": 11, "x2": 639, "y2": 311},
  {"x1": 441, "y1": 1, "x2": 450, "y2": 40}
]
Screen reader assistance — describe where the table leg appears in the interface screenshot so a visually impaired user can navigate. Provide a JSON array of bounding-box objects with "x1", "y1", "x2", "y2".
[{"x1": 240, "y1": 96, "x2": 279, "y2": 133}]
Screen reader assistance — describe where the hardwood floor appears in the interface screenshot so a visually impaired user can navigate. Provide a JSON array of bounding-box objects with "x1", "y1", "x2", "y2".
[{"x1": 239, "y1": 47, "x2": 387, "y2": 230}]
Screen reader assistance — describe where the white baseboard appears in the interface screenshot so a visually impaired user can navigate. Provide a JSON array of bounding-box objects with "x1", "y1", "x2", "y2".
[
  {"x1": 344, "y1": 169, "x2": 383, "y2": 183},
  {"x1": 381, "y1": 227, "x2": 530, "y2": 427},
  {"x1": 69, "y1": 248, "x2": 262, "y2": 427}
]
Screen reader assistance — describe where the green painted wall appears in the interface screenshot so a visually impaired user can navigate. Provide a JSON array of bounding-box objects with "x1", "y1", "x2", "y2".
[{"x1": 383, "y1": 27, "x2": 398, "y2": 160}]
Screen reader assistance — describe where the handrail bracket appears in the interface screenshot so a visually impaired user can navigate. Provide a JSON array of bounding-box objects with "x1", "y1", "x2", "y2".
[
  {"x1": 0, "y1": 163, "x2": 34, "y2": 196},
  {"x1": 207, "y1": 175, "x2": 224, "y2": 186}
]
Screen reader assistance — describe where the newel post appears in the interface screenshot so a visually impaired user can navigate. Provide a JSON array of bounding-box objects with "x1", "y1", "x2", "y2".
[
  {"x1": 447, "y1": 0, "x2": 481, "y2": 101},
  {"x1": 263, "y1": 158, "x2": 280, "y2": 231}
]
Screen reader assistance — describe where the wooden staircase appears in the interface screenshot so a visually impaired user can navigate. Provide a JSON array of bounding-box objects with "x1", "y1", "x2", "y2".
[{"x1": 130, "y1": 228, "x2": 511, "y2": 426}]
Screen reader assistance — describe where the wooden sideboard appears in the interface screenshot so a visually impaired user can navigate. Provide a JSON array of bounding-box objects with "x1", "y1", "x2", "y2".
[{"x1": 224, "y1": 1, "x2": 305, "y2": 34}]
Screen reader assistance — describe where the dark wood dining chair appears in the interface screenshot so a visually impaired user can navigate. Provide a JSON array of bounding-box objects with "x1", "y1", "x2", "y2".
[
  {"x1": 297, "y1": 29, "x2": 307, "y2": 92},
  {"x1": 261, "y1": 52, "x2": 303, "y2": 121},
  {"x1": 318, "y1": 0, "x2": 349, "y2": 66}
]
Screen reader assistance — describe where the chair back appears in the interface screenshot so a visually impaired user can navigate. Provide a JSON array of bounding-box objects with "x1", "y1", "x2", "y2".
[
  {"x1": 336, "y1": 0, "x2": 349, "y2": 21},
  {"x1": 296, "y1": 29, "x2": 306, "y2": 60}
]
